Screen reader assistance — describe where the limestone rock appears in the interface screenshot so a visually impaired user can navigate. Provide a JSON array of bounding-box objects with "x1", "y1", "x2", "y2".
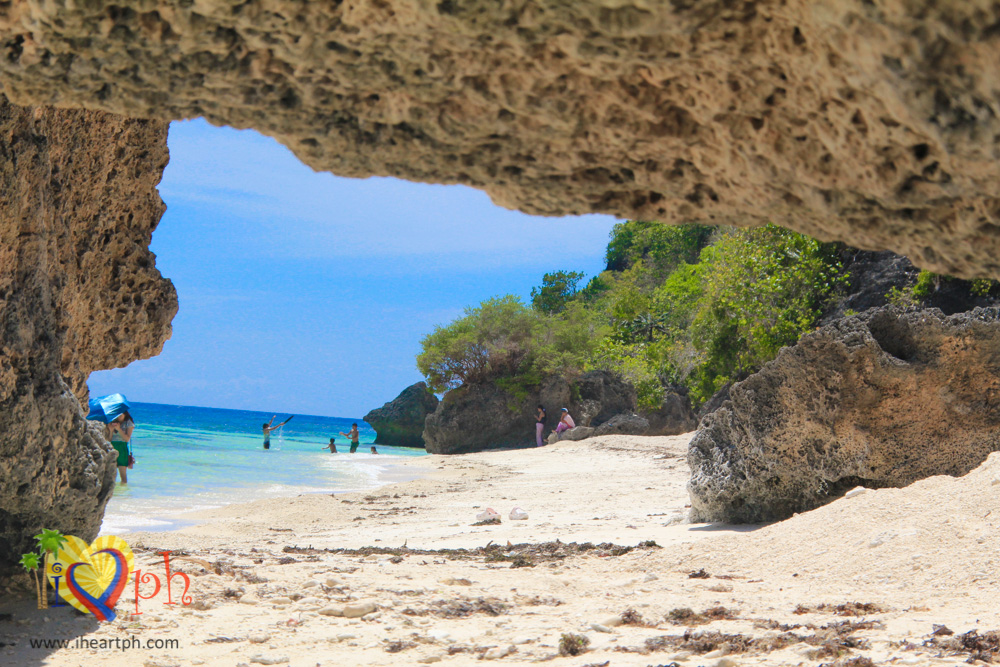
[
  {"x1": 593, "y1": 414, "x2": 649, "y2": 436},
  {"x1": 363, "y1": 382, "x2": 439, "y2": 448},
  {"x1": 553, "y1": 426, "x2": 595, "y2": 442},
  {"x1": 423, "y1": 371, "x2": 634, "y2": 454},
  {"x1": 689, "y1": 307, "x2": 1000, "y2": 523},
  {"x1": 640, "y1": 390, "x2": 698, "y2": 436},
  {"x1": 0, "y1": 95, "x2": 174, "y2": 571},
  {"x1": 0, "y1": 3, "x2": 998, "y2": 278},
  {"x1": 823, "y1": 250, "x2": 1000, "y2": 324}
]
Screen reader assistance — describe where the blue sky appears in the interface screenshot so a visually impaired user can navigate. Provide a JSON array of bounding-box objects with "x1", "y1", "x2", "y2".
[{"x1": 88, "y1": 119, "x2": 619, "y2": 418}]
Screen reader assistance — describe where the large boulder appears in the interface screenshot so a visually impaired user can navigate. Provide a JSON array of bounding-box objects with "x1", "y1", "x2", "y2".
[
  {"x1": 594, "y1": 414, "x2": 650, "y2": 437},
  {"x1": 0, "y1": 4, "x2": 999, "y2": 278},
  {"x1": 363, "y1": 382, "x2": 439, "y2": 448},
  {"x1": 423, "y1": 371, "x2": 635, "y2": 455},
  {"x1": 0, "y1": 96, "x2": 175, "y2": 570},
  {"x1": 688, "y1": 307, "x2": 1000, "y2": 524},
  {"x1": 641, "y1": 389, "x2": 698, "y2": 436}
]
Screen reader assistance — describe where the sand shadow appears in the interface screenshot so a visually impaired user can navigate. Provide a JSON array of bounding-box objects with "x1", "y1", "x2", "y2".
[
  {"x1": 0, "y1": 592, "x2": 102, "y2": 666},
  {"x1": 686, "y1": 522, "x2": 765, "y2": 533}
]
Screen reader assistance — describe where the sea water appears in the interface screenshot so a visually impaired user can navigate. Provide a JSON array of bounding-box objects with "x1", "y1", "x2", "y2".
[{"x1": 100, "y1": 402, "x2": 426, "y2": 534}]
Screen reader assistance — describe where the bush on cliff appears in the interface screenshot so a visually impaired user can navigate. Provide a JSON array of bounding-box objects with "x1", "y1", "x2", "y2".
[
  {"x1": 416, "y1": 296, "x2": 607, "y2": 395},
  {"x1": 418, "y1": 222, "x2": 846, "y2": 407}
]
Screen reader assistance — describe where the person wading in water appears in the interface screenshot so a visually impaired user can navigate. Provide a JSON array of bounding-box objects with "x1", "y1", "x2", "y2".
[
  {"x1": 339, "y1": 423, "x2": 361, "y2": 453},
  {"x1": 262, "y1": 415, "x2": 293, "y2": 450}
]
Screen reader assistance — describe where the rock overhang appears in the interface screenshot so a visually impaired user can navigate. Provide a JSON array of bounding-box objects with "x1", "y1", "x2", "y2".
[{"x1": 0, "y1": 0, "x2": 998, "y2": 277}]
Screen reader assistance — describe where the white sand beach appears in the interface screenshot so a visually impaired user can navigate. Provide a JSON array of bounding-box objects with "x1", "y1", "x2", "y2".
[{"x1": 4, "y1": 433, "x2": 999, "y2": 666}]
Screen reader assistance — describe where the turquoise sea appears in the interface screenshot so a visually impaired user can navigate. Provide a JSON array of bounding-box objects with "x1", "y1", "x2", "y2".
[{"x1": 100, "y1": 402, "x2": 426, "y2": 535}]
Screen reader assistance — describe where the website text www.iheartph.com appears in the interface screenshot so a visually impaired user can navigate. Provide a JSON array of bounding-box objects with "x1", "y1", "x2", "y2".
[{"x1": 28, "y1": 637, "x2": 180, "y2": 651}]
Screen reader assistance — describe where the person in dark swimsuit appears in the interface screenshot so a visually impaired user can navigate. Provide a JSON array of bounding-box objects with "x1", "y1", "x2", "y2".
[
  {"x1": 262, "y1": 415, "x2": 293, "y2": 449},
  {"x1": 535, "y1": 405, "x2": 546, "y2": 447},
  {"x1": 339, "y1": 424, "x2": 360, "y2": 453}
]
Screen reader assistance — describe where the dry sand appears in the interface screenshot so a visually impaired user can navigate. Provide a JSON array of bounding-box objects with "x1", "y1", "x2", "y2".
[{"x1": 2, "y1": 433, "x2": 998, "y2": 666}]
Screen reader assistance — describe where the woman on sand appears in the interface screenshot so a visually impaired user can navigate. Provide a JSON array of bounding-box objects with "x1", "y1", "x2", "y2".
[
  {"x1": 535, "y1": 405, "x2": 546, "y2": 447},
  {"x1": 554, "y1": 408, "x2": 575, "y2": 436},
  {"x1": 108, "y1": 412, "x2": 134, "y2": 484}
]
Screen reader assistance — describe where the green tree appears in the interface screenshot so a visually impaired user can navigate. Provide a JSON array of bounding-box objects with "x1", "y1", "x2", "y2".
[
  {"x1": 417, "y1": 296, "x2": 539, "y2": 392},
  {"x1": 34, "y1": 528, "x2": 67, "y2": 609},
  {"x1": 605, "y1": 220, "x2": 713, "y2": 273},
  {"x1": 20, "y1": 552, "x2": 41, "y2": 609},
  {"x1": 530, "y1": 271, "x2": 585, "y2": 314},
  {"x1": 684, "y1": 225, "x2": 844, "y2": 402}
]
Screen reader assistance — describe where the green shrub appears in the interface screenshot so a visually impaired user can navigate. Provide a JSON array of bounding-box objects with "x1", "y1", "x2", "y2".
[
  {"x1": 416, "y1": 295, "x2": 537, "y2": 392},
  {"x1": 605, "y1": 220, "x2": 713, "y2": 272},
  {"x1": 530, "y1": 270, "x2": 585, "y2": 314},
  {"x1": 420, "y1": 223, "x2": 845, "y2": 409}
]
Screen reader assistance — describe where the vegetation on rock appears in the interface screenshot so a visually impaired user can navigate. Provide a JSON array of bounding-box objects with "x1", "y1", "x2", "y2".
[{"x1": 418, "y1": 221, "x2": 997, "y2": 409}]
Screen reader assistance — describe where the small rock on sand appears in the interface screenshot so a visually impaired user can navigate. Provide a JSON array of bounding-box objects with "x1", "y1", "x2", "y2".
[
  {"x1": 249, "y1": 656, "x2": 289, "y2": 665},
  {"x1": 600, "y1": 615, "x2": 624, "y2": 627},
  {"x1": 320, "y1": 601, "x2": 377, "y2": 618},
  {"x1": 440, "y1": 577, "x2": 472, "y2": 586},
  {"x1": 325, "y1": 577, "x2": 341, "y2": 587},
  {"x1": 483, "y1": 645, "x2": 515, "y2": 660},
  {"x1": 248, "y1": 634, "x2": 270, "y2": 644},
  {"x1": 590, "y1": 623, "x2": 613, "y2": 633},
  {"x1": 845, "y1": 486, "x2": 867, "y2": 499}
]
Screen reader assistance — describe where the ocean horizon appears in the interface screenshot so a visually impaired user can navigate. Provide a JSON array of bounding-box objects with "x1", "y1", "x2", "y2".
[{"x1": 100, "y1": 401, "x2": 427, "y2": 535}]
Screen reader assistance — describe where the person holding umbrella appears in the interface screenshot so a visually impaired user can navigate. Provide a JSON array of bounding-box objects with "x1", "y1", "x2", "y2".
[
  {"x1": 108, "y1": 412, "x2": 134, "y2": 484},
  {"x1": 86, "y1": 394, "x2": 134, "y2": 484}
]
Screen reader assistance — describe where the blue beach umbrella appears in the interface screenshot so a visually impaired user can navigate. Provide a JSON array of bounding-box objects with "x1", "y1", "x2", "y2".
[{"x1": 86, "y1": 393, "x2": 132, "y2": 424}]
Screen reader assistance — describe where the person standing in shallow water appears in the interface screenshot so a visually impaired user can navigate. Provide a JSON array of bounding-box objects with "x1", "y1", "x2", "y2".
[
  {"x1": 108, "y1": 412, "x2": 134, "y2": 484},
  {"x1": 535, "y1": 405, "x2": 546, "y2": 447},
  {"x1": 262, "y1": 415, "x2": 293, "y2": 450},
  {"x1": 323, "y1": 437, "x2": 337, "y2": 453},
  {"x1": 340, "y1": 423, "x2": 360, "y2": 453}
]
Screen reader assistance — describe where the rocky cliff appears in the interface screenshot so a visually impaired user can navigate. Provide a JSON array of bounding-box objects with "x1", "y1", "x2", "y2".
[
  {"x1": 688, "y1": 307, "x2": 1000, "y2": 524},
  {"x1": 0, "y1": 2, "x2": 998, "y2": 278},
  {"x1": 423, "y1": 371, "x2": 635, "y2": 455},
  {"x1": 0, "y1": 96, "x2": 174, "y2": 569},
  {"x1": 363, "y1": 382, "x2": 438, "y2": 448}
]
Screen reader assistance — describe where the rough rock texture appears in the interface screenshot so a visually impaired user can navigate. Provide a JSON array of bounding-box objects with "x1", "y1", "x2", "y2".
[
  {"x1": 0, "y1": 95, "x2": 174, "y2": 570},
  {"x1": 688, "y1": 307, "x2": 1000, "y2": 524},
  {"x1": 0, "y1": 3, "x2": 1000, "y2": 277},
  {"x1": 823, "y1": 249, "x2": 1000, "y2": 322},
  {"x1": 641, "y1": 389, "x2": 698, "y2": 436},
  {"x1": 363, "y1": 381, "x2": 439, "y2": 448},
  {"x1": 423, "y1": 371, "x2": 635, "y2": 455},
  {"x1": 547, "y1": 425, "x2": 596, "y2": 444},
  {"x1": 594, "y1": 413, "x2": 649, "y2": 437}
]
